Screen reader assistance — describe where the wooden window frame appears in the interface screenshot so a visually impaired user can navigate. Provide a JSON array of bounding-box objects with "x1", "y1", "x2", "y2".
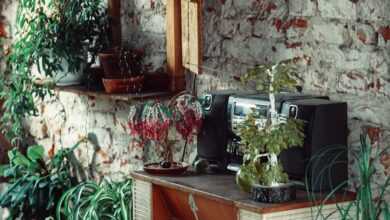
[{"x1": 108, "y1": 0, "x2": 201, "y2": 93}]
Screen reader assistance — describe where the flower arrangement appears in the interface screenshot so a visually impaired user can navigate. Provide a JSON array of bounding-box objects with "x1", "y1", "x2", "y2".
[
  {"x1": 128, "y1": 93, "x2": 203, "y2": 165},
  {"x1": 172, "y1": 94, "x2": 203, "y2": 161}
]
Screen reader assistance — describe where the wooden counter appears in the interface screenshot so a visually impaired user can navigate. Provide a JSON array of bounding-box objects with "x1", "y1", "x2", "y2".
[{"x1": 131, "y1": 171, "x2": 355, "y2": 220}]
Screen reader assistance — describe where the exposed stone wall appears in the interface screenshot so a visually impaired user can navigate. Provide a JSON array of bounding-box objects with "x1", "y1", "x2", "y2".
[{"x1": 25, "y1": 92, "x2": 197, "y2": 181}]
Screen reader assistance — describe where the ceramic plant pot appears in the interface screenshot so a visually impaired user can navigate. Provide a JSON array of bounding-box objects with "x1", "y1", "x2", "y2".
[
  {"x1": 32, "y1": 58, "x2": 86, "y2": 86},
  {"x1": 55, "y1": 66, "x2": 84, "y2": 86},
  {"x1": 102, "y1": 75, "x2": 144, "y2": 94},
  {"x1": 251, "y1": 183, "x2": 296, "y2": 203},
  {"x1": 55, "y1": 49, "x2": 88, "y2": 86}
]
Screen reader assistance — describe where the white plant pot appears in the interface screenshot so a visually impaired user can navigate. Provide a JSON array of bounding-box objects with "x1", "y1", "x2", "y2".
[
  {"x1": 32, "y1": 49, "x2": 88, "y2": 86},
  {"x1": 54, "y1": 59, "x2": 85, "y2": 86}
]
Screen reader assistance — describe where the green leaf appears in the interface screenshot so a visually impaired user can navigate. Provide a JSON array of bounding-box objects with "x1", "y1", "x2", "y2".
[
  {"x1": 0, "y1": 165, "x2": 10, "y2": 177},
  {"x1": 9, "y1": 149, "x2": 32, "y2": 168},
  {"x1": 27, "y1": 145, "x2": 45, "y2": 161}
]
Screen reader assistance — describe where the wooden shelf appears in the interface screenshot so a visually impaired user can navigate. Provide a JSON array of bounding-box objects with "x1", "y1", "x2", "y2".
[
  {"x1": 54, "y1": 85, "x2": 173, "y2": 101},
  {"x1": 131, "y1": 171, "x2": 356, "y2": 215}
]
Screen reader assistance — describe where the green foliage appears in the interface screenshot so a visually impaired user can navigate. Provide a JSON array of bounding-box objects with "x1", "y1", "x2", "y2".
[
  {"x1": 57, "y1": 178, "x2": 133, "y2": 220},
  {"x1": 241, "y1": 62, "x2": 299, "y2": 93},
  {"x1": 237, "y1": 61, "x2": 305, "y2": 187},
  {"x1": 239, "y1": 115, "x2": 304, "y2": 155},
  {"x1": 309, "y1": 135, "x2": 390, "y2": 220},
  {"x1": 238, "y1": 116, "x2": 304, "y2": 186},
  {"x1": 0, "y1": 139, "x2": 87, "y2": 219},
  {"x1": 1, "y1": 0, "x2": 108, "y2": 144},
  {"x1": 255, "y1": 161, "x2": 289, "y2": 186}
]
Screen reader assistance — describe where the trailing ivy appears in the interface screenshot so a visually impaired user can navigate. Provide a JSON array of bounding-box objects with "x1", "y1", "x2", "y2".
[{"x1": 0, "y1": 0, "x2": 108, "y2": 145}]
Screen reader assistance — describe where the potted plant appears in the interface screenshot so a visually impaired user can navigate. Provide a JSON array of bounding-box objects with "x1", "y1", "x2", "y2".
[
  {"x1": 18, "y1": 0, "x2": 108, "y2": 86},
  {"x1": 56, "y1": 178, "x2": 133, "y2": 220},
  {"x1": 0, "y1": 139, "x2": 87, "y2": 219},
  {"x1": 1, "y1": 0, "x2": 108, "y2": 144},
  {"x1": 99, "y1": 47, "x2": 148, "y2": 94},
  {"x1": 128, "y1": 93, "x2": 203, "y2": 174},
  {"x1": 309, "y1": 132, "x2": 390, "y2": 220},
  {"x1": 236, "y1": 62, "x2": 305, "y2": 203}
]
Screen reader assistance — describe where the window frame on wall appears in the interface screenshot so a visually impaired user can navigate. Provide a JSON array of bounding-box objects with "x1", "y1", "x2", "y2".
[{"x1": 108, "y1": 0, "x2": 202, "y2": 93}]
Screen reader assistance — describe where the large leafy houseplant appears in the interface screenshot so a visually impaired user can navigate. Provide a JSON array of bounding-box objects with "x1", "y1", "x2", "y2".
[
  {"x1": 0, "y1": 139, "x2": 87, "y2": 219},
  {"x1": 56, "y1": 178, "x2": 133, "y2": 220},
  {"x1": 236, "y1": 62, "x2": 304, "y2": 202},
  {"x1": 0, "y1": 0, "x2": 108, "y2": 144}
]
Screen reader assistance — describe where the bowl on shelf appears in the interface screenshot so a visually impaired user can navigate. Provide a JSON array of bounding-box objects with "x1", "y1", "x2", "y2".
[{"x1": 102, "y1": 75, "x2": 144, "y2": 94}]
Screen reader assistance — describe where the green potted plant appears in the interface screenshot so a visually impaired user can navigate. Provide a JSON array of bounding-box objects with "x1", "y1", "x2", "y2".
[
  {"x1": 99, "y1": 47, "x2": 148, "y2": 94},
  {"x1": 236, "y1": 62, "x2": 305, "y2": 203},
  {"x1": 17, "y1": 0, "x2": 108, "y2": 86},
  {"x1": 309, "y1": 132, "x2": 390, "y2": 220},
  {"x1": 56, "y1": 178, "x2": 133, "y2": 220},
  {"x1": 1, "y1": 0, "x2": 108, "y2": 144},
  {"x1": 0, "y1": 139, "x2": 87, "y2": 219}
]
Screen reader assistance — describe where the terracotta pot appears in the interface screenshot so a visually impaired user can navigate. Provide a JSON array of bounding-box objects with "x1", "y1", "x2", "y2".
[
  {"x1": 98, "y1": 52, "x2": 122, "y2": 79},
  {"x1": 102, "y1": 75, "x2": 144, "y2": 94}
]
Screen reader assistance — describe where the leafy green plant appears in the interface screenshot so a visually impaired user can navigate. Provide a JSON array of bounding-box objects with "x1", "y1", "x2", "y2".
[
  {"x1": 0, "y1": 0, "x2": 108, "y2": 145},
  {"x1": 236, "y1": 62, "x2": 304, "y2": 188},
  {"x1": 0, "y1": 139, "x2": 87, "y2": 219},
  {"x1": 57, "y1": 178, "x2": 133, "y2": 220},
  {"x1": 308, "y1": 134, "x2": 390, "y2": 220}
]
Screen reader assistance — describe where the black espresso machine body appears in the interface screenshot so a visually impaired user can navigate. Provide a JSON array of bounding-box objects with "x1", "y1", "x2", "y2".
[{"x1": 197, "y1": 91, "x2": 348, "y2": 192}]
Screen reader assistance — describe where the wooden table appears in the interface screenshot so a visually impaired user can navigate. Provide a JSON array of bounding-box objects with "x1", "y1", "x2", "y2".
[{"x1": 131, "y1": 171, "x2": 354, "y2": 220}]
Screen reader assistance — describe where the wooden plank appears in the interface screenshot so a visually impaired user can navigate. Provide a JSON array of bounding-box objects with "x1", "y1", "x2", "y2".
[
  {"x1": 181, "y1": 0, "x2": 202, "y2": 74},
  {"x1": 107, "y1": 0, "x2": 121, "y2": 47},
  {"x1": 166, "y1": 0, "x2": 186, "y2": 92},
  {"x1": 134, "y1": 180, "x2": 152, "y2": 220},
  {"x1": 131, "y1": 171, "x2": 356, "y2": 215},
  {"x1": 54, "y1": 86, "x2": 173, "y2": 102},
  {"x1": 152, "y1": 186, "x2": 173, "y2": 220},
  {"x1": 153, "y1": 185, "x2": 237, "y2": 220}
]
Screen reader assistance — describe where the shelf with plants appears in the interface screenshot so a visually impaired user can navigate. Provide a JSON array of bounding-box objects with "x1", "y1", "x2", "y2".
[{"x1": 53, "y1": 84, "x2": 173, "y2": 102}]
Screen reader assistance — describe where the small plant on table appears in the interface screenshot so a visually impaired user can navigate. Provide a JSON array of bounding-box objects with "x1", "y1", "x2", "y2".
[
  {"x1": 236, "y1": 62, "x2": 304, "y2": 203},
  {"x1": 128, "y1": 93, "x2": 203, "y2": 174}
]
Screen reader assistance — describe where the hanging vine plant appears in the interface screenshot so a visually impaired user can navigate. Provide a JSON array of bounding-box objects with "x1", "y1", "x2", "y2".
[{"x1": 0, "y1": 0, "x2": 109, "y2": 145}]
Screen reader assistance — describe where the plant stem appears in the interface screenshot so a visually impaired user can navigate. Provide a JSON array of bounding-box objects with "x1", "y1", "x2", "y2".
[{"x1": 181, "y1": 139, "x2": 188, "y2": 162}]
